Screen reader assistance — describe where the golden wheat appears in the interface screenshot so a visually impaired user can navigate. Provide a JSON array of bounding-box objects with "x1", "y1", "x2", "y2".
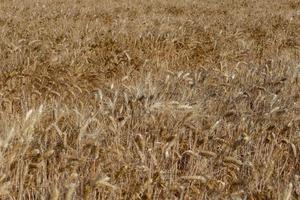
[{"x1": 0, "y1": 0, "x2": 299, "y2": 199}]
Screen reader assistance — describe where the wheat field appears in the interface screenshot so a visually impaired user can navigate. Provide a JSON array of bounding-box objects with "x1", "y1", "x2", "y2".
[{"x1": 0, "y1": 0, "x2": 300, "y2": 199}]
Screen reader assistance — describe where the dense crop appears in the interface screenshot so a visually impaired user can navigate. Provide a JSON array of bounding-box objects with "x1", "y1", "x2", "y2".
[{"x1": 0, "y1": 0, "x2": 299, "y2": 199}]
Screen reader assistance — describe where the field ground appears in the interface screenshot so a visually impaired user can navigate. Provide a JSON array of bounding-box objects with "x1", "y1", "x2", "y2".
[{"x1": 0, "y1": 0, "x2": 300, "y2": 199}]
